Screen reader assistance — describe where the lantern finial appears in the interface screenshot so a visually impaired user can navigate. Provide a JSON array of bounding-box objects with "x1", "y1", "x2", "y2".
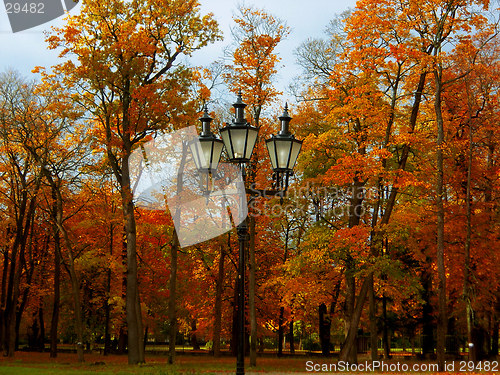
[
  {"x1": 278, "y1": 103, "x2": 292, "y2": 136},
  {"x1": 200, "y1": 106, "x2": 213, "y2": 136}
]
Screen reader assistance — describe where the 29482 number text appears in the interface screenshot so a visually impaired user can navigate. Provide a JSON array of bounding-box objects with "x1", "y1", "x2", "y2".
[
  {"x1": 5, "y1": 3, "x2": 45, "y2": 13},
  {"x1": 459, "y1": 361, "x2": 498, "y2": 372}
]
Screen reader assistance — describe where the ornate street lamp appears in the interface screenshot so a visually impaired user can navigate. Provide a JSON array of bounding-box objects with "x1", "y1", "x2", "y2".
[
  {"x1": 191, "y1": 92, "x2": 301, "y2": 375},
  {"x1": 219, "y1": 92, "x2": 257, "y2": 375},
  {"x1": 220, "y1": 93, "x2": 259, "y2": 163},
  {"x1": 265, "y1": 103, "x2": 302, "y2": 192},
  {"x1": 188, "y1": 106, "x2": 224, "y2": 194}
]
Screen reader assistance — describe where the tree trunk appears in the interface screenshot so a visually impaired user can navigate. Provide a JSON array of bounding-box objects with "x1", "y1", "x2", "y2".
[
  {"x1": 6, "y1": 196, "x2": 38, "y2": 356},
  {"x1": 278, "y1": 306, "x2": 285, "y2": 357},
  {"x1": 421, "y1": 262, "x2": 435, "y2": 356},
  {"x1": 319, "y1": 303, "x2": 331, "y2": 356},
  {"x1": 63, "y1": 233, "x2": 85, "y2": 363},
  {"x1": 382, "y1": 295, "x2": 391, "y2": 359},
  {"x1": 123, "y1": 197, "x2": 141, "y2": 364},
  {"x1": 0, "y1": 247, "x2": 8, "y2": 353},
  {"x1": 339, "y1": 275, "x2": 370, "y2": 362},
  {"x1": 50, "y1": 229, "x2": 61, "y2": 358},
  {"x1": 15, "y1": 259, "x2": 34, "y2": 351},
  {"x1": 4, "y1": 192, "x2": 34, "y2": 357},
  {"x1": 369, "y1": 274, "x2": 378, "y2": 360},
  {"x1": 15, "y1": 218, "x2": 37, "y2": 352},
  {"x1": 290, "y1": 320, "x2": 295, "y2": 354},
  {"x1": 118, "y1": 327, "x2": 127, "y2": 355},
  {"x1": 167, "y1": 141, "x2": 188, "y2": 365},
  {"x1": 119, "y1": 150, "x2": 144, "y2": 365},
  {"x1": 464, "y1": 79, "x2": 476, "y2": 363},
  {"x1": 190, "y1": 319, "x2": 200, "y2": 350},
  {"x1": 491, "y1": 311, "x2": 499, "y2": 357},
  {"x1": 104, "y1": 223, "x2": 114, "y2": 356},
  {"x1": 48, "y1": 182, "x2": 85, "y2": 364},
  {"x1": 213, "y1": 244, "x2": 225, "y2": 357},
  {"x1": 344, "y1": 271, "x2": 357, "y2": 363},
  {"x1": 4, "y1": 249, "x2": 20, "y2": 357},
  {"x1": 117, "y1": 229, "x2": 128, "y2": 356},
  {"x1": 435, "y1": 66, "x2": 447, "y2": 372},
  {"x1": 168, "y1": 233, "x2": 179, "y2": 364},
  {"x1": 39, "y1": 307, "x2": 45, "y2": 352},
  {"x1": 136, "y1": 282, "x2": 145, "y2": 361},
  {"x1": 65, "y1": 250, "x2": 85, "y2": 362},
  {"x1": 249, "y1": 215, "x2": 257, "y2": 366},
  {"x1": 143, "y1": 325, "x2": 149, "y2": 350},
  {"x1": 341, "y1": 174, "x2": 365, "y2": 364}
]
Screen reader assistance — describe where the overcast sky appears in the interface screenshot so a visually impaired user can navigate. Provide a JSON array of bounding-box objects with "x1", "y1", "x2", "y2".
[{"x1": 1, "y1": 0, "x2": 357, "y2": 103}]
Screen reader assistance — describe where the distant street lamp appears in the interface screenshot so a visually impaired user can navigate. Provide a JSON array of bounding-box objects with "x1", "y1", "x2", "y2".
[
  {"x1": 265, "y1": 104, "x2": 303, "y2": 191},
  {"x1": 191, "y1": 91, "x2": 302, "y2": 375}
]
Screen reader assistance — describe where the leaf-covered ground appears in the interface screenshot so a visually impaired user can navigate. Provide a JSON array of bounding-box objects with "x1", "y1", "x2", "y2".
[
  {"x1": 0, "y1": 352, "x2": 498, "y2": 374},
  {"x1": 0, "y1": 351, "x2": 303, "y2": 374}
]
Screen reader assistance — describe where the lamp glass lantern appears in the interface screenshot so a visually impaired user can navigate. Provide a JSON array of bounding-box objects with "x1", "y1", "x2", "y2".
[
  {"x1": 188, "y1": 107, "x2": 224, "y2": 193},
  {"x1": 265, "y1": 104, "x2": 303, "y2": 189},
  {"x1": 220, "y1": 93, "x2": 259, "y2": 164}
]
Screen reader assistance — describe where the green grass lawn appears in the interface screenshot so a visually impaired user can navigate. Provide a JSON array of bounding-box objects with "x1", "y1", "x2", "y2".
[
  {"x1": 0, "y1": 351, "x2": 485, "y2": 374},
  {"x1": 0, "y1": 351, "x2": 310, "y2": 374}
]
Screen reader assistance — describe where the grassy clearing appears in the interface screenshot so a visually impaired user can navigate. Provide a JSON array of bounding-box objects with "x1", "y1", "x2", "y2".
[
  {"x1": 0, "y1": 351, "x2": 309, "y2": 374},
  {"x1": 0, "y1": 351, "x2": 492, "y2": 374}
]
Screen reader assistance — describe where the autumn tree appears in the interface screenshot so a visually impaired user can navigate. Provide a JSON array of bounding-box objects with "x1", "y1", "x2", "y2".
[
  {"x1": 0, "y1": 71, "x2": 43, "y2": 357},
  {"x1": 414, "y1": 1, "x2": 493, "y2": 367},
  {"x1": 3, "y1": 71, "x2": 92, "y2": 362},
  {"x1": 293, "y1": 0, "x2": 498, "y2": 368},
  {"x1": 43, "y1": 0, "x2": 221, "y2": 364},
  {"x1": 294, "y1": 6, "x2": 419, "y2": 362},
  {"x1": 427, "y1": 30, "x2": 500, "y2": 360}
]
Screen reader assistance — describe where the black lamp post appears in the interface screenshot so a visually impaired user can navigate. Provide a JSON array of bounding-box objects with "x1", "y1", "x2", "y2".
[
  {"x1": 220, "y1": 94, "x2": 259, "y2": 375},
  {"x1": 191, "y1": 92, "x2": 301, "y2": 375}
]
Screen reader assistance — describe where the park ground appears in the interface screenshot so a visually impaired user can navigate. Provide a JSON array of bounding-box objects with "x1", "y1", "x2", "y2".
[{"x1": 0, "y1": 351, "x2": 499, "y2": 374}]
